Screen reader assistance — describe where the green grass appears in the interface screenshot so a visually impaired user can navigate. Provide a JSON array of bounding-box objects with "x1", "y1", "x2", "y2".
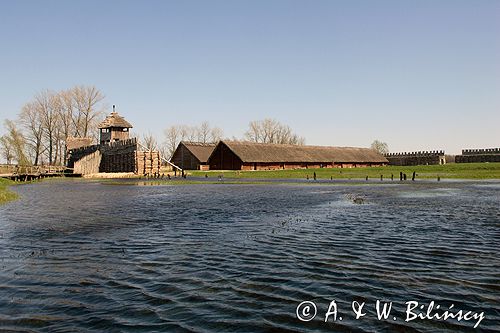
[
  {"x1": 0, "y1": 178, "x2": 18, "y2": 204},
  {"x1": 101, "y1": 179, "x2": 276, "y2": 186},
  {"x1": 190, "y1": 162, "x2": 500, "y2": 180}
]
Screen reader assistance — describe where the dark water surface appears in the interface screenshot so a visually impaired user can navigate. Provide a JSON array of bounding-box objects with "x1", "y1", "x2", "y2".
[{"x1": 0, "y1": 180, "x2": 499, "y2": 332}]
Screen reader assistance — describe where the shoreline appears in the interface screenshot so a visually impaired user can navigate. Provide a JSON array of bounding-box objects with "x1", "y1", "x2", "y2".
[
  {"x1": 1, "y1": 162, "x2": 499, "y2": 205},
  {"x1": 189, "y1": 162, "x2": 500, "y2": 180},
  {"x1": 0, "y1": 179, "x2": 19, "y2": 205}
]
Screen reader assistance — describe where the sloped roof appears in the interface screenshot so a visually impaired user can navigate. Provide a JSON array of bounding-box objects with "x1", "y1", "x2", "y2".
[
  {"x1": 219, "y1": 141, "x2": 388, "y2": 163},
  {"x1": 98, "y1": 112, "x2": 133, "y2": 129},
  {"x1": 66, "y1": 137, "x2": 94, "y2": 150},
  {"x1": 180, "y1": 141, "x2": 217, "y2": 163}
]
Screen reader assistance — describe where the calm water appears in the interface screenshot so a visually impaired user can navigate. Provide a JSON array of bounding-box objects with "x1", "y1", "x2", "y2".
[{"x1": 0, "y1": 180, "x2": 499, "y2": 332}]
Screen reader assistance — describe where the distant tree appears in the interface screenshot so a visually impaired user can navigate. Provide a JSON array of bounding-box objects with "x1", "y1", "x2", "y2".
[
  {"x1": 163, "y1": 125, "x2": 180, "y2": 159},
  {"x1": 163, "y1": 122, "x2": 224, "y2": 159},
  {"x1": 244, "y1": 118, "x2": 305, "y2": 145},
  {"x1": 0, "y1": 135, "x2": 14, "y2": 164},
  {"x1": 179, "y1": 125, "x2": 197, "y2": 142},
  {"x1": 141, "y1": 132, "x2": 158, "y2": 151},
  {"x1": 209, "y1": 126, "x2": 223, "y2": 143},
  {"x1": 19, "y1": 101, "x2": 44, "y2": 165},
  {"x1": 16, "y1": 85, "x2": 106, "y2": 165},
  {"x1": 197, "y1": 121, "x2": 210, "y2": 143},
  {"x1": 3, "y1": 120, "x2": 29, "y2": 165},
  {"x1": 34, "y1": 90, "x2": 60, "y2": 165},
  {"x1": 70, "y1": 85, "x2": 105, "y2": 137},
  {"x1": 371, "y1": 140, "x2": 389, "y2": 154}
]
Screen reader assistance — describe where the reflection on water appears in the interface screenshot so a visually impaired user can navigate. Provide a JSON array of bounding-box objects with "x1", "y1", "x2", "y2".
[{"x1": 0, "y1": 180, "x2": 499, "y2": 332}]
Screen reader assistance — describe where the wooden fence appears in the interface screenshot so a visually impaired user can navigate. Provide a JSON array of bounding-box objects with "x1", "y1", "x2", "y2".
[{"x1": 0, "y1": 164, "x2": 67, "y2": 175}]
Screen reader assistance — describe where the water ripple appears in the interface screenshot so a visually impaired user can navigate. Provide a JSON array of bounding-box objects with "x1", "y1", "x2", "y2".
[{"x1": 0, "y1": 181, "x2": 498, "y2": 332}]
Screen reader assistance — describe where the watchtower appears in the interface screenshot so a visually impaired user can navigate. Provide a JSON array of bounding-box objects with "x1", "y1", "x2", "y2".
[{"x1": 98, "y1": 105, "x2": 133, "y2": 145}]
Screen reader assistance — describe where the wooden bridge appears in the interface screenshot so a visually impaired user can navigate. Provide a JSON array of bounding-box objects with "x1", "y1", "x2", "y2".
[{"x1": 0, "y1": 165, "x2": 68, "y2": 182}]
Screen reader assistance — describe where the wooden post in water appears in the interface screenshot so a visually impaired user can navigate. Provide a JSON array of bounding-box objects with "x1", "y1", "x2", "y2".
[
  {"x1": 380, "y1": 175, "x2": 383, "y2": 181},
  {"x1": 412, "y1": 171, "x2": 416, "y2": 181}
]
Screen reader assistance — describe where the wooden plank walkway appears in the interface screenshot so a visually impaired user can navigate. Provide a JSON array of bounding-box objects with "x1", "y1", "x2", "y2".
[{"x1": 0, "y1": 165, "x2": 69, "y2": 182}]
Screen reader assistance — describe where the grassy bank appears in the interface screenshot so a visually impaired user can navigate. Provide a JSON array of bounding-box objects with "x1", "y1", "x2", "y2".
[
  {"x1": 190, "y1": 162, "x2": 500, "y2": 180},
  {"x1": 0, "y1": 178, "x2": 18, "y2": 204}
]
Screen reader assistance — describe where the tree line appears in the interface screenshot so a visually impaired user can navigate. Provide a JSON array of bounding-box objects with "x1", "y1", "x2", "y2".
[
  {"x1": 1, "y1": 86, "x2": 105, "y2": 165},
  {"x1": 1, "y1": 86, "x2": 308, "y2": 165}
]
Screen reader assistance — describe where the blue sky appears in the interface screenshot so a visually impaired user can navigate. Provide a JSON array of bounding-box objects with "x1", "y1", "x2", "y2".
[{"x1": 0, "y1": 0, "x2": 498, "y2": 154}]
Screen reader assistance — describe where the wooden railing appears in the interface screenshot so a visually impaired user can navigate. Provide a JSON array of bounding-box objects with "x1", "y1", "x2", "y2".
[{"x1": 0, "y1": 164, "x2": 67, "y2": 175}]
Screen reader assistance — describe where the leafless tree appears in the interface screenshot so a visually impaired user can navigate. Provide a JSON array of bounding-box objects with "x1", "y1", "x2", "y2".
[
  {"x1": 71, "y1": 85, "x2": 105, "y2": 137},
  {"x1": 209, "y1": 126, "x2": 223, "y2": 143},
  {"x1": 197, "y1": 121, "x2": 223, "y2": 143},
  {"x1": 16, "y1": 86, "x2": 106, "y2": 165},
  {"x1": 244, "y1": 118, "x2": 304, "y2": 145},
  {"x1": 163, "y1": 122, "x2": 224, "y2": 159},
  {"x1": 19, "y1": 101, "x2": 44, "y2": 165},
  {"x1": 164, "y1": 125, "x2": 180, "y2": 159},
  {"x1": 178, "y1": 125, "x2": 196, "y2": 142},
  {"x1": 33, "y1": 90, "x2": 61, "y2": 165},
  {"x1": 197, "y1": 121, "x2": 210, "y2": 143},
  {"x1": 371, "y1": 140, "x2": 389, "y2": 155},
  {"x1": 141, "y1": 132, "x2": 158, "y2": 151}
]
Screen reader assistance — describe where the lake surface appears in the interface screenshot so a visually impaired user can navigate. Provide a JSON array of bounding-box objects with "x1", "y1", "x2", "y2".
[{"x1": 0, "y1": 180, "x2": 499, "y2": 332}]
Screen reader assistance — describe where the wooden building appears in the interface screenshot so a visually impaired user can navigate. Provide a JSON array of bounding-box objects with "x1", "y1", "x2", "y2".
[
  {"x1": 98, "y1": 106, "x2": 133, "y2": 145},
  {"x1": 171, "y1": 141, "x2": 216, "y2": 170},
  {"x1": 66, "y1": 137, "x2": 94, "y2": 151},
  {"x1": 456, "y1": 148, "x2": 500, "y2": 163},
  {"x1": 68, "y1": 109, "x2": 161, "y2": 176},
  {"x1": 384, "y1": 151, "x2": 446, "y2": 166},
  {"x1": 208, "y1": 141, "x2": 388, "y2": 170}
]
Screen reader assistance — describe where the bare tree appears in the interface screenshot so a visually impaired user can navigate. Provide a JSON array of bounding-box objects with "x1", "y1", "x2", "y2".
[
  {"x1": 71, "y1": 85, "x2": 105, "y2": 137},
  {"x1": 178, "y1": 125, "x2": 196, "y2": 142},
  {"x1": 141, "y1": 132, "x2": 158, "y2": 151},
  {"x1": 16, "y1": 85, "x2": 106, "y2": 165},
  {"x1": 163, "y1": 122, "x2": 224, "y2": 159},
  {"x1": 34, "y1": 90, "x2": 61, "y2": 165},
  {"x1": 371, "y1": 140, "x2": 389, "y2": 154},
  {"x1": 19, "y1": 101, "x2": 44, "y2": 165},
  {"x1": 197, "y1": 121, "x2": 210, "y2": 143},
  {"x1": 209, "y1": 126, "x2": 223, "y2": 143},
  {"x1": 244, "y1": 118, "x2": 304, "y2": 145},
  {"x1": 164, "y1": 125, "x2": 180, "y2": 159}
]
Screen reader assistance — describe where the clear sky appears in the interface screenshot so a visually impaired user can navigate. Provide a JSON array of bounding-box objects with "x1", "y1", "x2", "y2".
[{"x1": 0, "y1": 0, "x2": 498, "y2": 154}]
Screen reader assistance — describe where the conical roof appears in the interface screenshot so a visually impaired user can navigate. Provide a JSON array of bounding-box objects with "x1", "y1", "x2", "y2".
[{"x1": 98, "y1": 111, "x2": 133, "y2": 129}]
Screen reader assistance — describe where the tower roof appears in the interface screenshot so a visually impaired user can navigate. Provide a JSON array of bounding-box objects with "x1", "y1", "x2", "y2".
[{"x1": 98, "y1": 111, "x2": 133, "y2": 129}]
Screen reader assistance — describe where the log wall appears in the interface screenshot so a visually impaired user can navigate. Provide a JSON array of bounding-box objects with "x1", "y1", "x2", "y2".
[
  {"x1": 171, "y1": 144, "x2": 199, "y2": 170},
  {"x1": 99, "y1": 139, "x2": 137, "y2": 173},
  {"x1": 456, "y1": 148, "x2": 500, "y2": 163},
  {"x1": 384, "y1": 151, "x2": 445, "y2": 166},
  {"x1": 74, "y1": 150, "x2": 102, "y2": 175},
  {"x1": 68, "y1": 138, "x2": 161, "y2": 175}
]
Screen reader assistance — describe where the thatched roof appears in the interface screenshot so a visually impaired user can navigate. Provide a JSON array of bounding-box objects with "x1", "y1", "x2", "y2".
[
  {"x1": 219, "y1": 141, "x2": 388, "y2": 163},
  {"x1": 180, "y1": 141, "x2": 217, "y2": 163},
  {"x1": 98, "y1": 112, "x2": 133, "y2": 129},
  {"x1": 66, "y1": 137, "x2": 94, "y2": 151}
]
